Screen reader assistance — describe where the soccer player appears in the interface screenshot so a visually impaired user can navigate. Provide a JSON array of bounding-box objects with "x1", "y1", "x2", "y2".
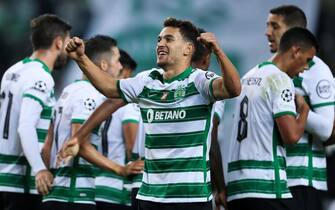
[
  {"x1": 119, "y1": 49, "x2": 137, "y2": 79},
  {"x1": 41, "y1": 35, "x2": 142, "y2": 210},
  {"x1": 226, "y1": 27, "x2": 318, "y2": 210},
  {"x1": 60, "y1": 17, "x2": 241, "y2": 210},
  {"x1": 0, "y1": 14, "x2": 71, "y2": 210},
  {"x1": 266, "y1": 5, "x2": 335, "y2": 210}
]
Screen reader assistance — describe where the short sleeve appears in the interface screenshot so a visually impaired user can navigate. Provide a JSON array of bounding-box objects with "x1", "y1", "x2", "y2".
[
  {"x1": 117, "y1": 71, "x2": 148, "y2": 103},
  {"x1": 71, "y1": 92, "x2": 105, "y2": 124},
  {"x1": 22, "y1": 78, "x2": 53, "y2": 107},
  {"x1": 122, "y1": 103, "x2": 140, "y2": 124},
  {"x1": 271, "y1": 73, "x2": 297, "y2": 118},
  {"x1": 194, "y1": 70, "x2": 220, "y2": 102},
  {"x1": 213, "y1": 101, "x2": 225, "y2": 122}
]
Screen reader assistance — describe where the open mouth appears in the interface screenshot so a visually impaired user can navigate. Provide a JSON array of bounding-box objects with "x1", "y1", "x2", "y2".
[{"x1": 157, "y1": 47, "x2": 168, "y2": 56}]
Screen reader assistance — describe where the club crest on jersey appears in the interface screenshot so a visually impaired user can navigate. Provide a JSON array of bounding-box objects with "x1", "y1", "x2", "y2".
[
  {"x1": 146, "y1": 108, "x2": 186, "y2": 123},
  {"x1": 84, "y1": 98, "x2": 96, "y2": 111},
  {"x1": 205, "y1": 71, "x2": 215, "y2": 80},
  {"x1": 316, "y1": 80, "x2": 332, "y2": 99},
  {"x1": 34, "y1": 81, "x2": 47, "y2": 92},
  {"x1": 281, "y1": 89, "x2": 293, "y2": 102},
  {"x1": 174, "y1": 85, "x2": 186, "y2": 100}
]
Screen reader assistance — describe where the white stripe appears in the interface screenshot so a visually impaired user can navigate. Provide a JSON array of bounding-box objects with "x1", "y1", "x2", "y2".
[
  {"x1": 43, "y1": 198, "x2": 95, "y2": 205},
  {"x1": 37, "y1": 118, "x2": 51, "y2": 130},
  {"x1": 136, "y1": 194, "x2": 213, "y2": 203},
  {"x1": 144, "y1": 120, "x2": 206, "y2": 135},
  {"x1": 95, "y1": 176, "x2": 123, "y2": 190},
  {"x1": 76, "y1": 177, "x2": 95, "y2": 188},
  {"x1": 94, "y1": 198, "x2": 121, "y2": 204},
  {"x1": 287, "y1": 178, "x2": 309, "y2": 187},
  {"x1": 142, "y1": 171, "x2": 210, "y2": 185},
  {"x1": 227, "y1": 168, "x2": 287, "y2": 183},
  {"x1": 227, "y1": 192, "x2": 292, "y2": 202},
  {"x1": 53, "y1": 176, "x2": 70, "y2": 187},
  {"x1": 0, "y1": 186, "x2": 23, "y2": 193},
  {"x1": 146, "y1": 145, "x2": 203, "y2": 160},
  {"x1": 312, "y1": 180, "x2": 327, "y2": 190},
  {"x1": 286, "y1": 156, "x2": 308, "y2": 167},
  {"x1": 0, "y1": 163, "x2": 27, "y2": 175}
]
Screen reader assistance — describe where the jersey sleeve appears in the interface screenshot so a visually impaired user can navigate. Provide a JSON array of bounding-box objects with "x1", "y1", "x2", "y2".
[
  {"x1": 22, "y1": 77, "x2": 54, "y2": 108},
  {"x1": 71, "y1": 91, "x2": 105, "y2": 124},
  {"x1": 122, "y1": 103, "x2": 140, "y2": 124},
  {"x1": 117, "y1": 71, "x2": 148, "y2": 103},
  {"x1": 194, "y1": 70, "x2": 220, "y2": 102},
  {"x1": 271, "y1": 73, "x2": 297, "y2": 118},
  {"x1": 213, "y1": 101, "x2": 225, "y2": 123},
  {"x1": 306, "y1": 69, "x2": 335, "y2": 110}
]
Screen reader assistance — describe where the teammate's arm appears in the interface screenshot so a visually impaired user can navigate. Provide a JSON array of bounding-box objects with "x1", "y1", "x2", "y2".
[
  {"x1": 41, "y1": 122, "x2": 54, "y2": 169},
  {"x1": 275, "y1": 95, "x2": 310, "y2": 145},
  {"x1": 198, "y1": 33, "x2": 241, "y2": 100},
  {"x1": 123, "y1": 121, "x2": 139, "y2": 161},
  {"x1": 18, "y1": 97, "x2": 53, "y2": 195},
  {"x1": 72, "y1": 123, "x2": 143, "y2": 176},
  {"x1": 305, "y1": 106, "x2": 334, "y2": 141},
  {"x1": 66, "y1": 37, "x2": 120, "y2": 98}
]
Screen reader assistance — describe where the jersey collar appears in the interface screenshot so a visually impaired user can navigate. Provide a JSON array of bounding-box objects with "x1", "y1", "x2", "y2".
[
  {"x1": 23, "y1": 57, "x2": 51, "y2": 74},
  {"x1": 163, "y1": 66, "x2": 193, "y2": 83}
]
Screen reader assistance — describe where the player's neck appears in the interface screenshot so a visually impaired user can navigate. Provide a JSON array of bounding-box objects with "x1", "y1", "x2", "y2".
[
  {"x1": 163, "y1": 62, "x2": 190, "y2": 81},
  {"x1": 30, "y1": 50, "x2": 57, "y2": 72},
  {"x1": 270, "y1": 53, "x2": 289, "y2": 74}
]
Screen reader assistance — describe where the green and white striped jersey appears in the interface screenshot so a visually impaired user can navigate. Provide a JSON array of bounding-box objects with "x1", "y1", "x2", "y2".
[
  {"x1": 95, "y1": 103, "x2": 140, "y2": 205},
  {"x1": 118, "y1": 67, "x2": 219, "y2": 203},
  {"x1": 227, "y1": 62, "x2": 296, "y2": 201},
  {"x1": 287, "y1": 56, "x2": 335, "y2": 191},
  {"x1": 0, "y1": 58, "x2": 55, "y2": 194},
  {"x1": 43, "y1": 80, "x2": 105, "y2": 204}
]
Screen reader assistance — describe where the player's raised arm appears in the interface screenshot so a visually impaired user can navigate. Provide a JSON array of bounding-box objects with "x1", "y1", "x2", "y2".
[
  {"x1": 66, "y1": 37, "x2": 120, "y2": 98},
  {"x1": 198, "y1": 32, "x2": 241, "y2": 99}
]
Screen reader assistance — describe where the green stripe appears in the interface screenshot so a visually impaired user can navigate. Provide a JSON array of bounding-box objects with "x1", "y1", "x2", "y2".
[
  {"x1": 117, "y1": 80, "x2": 129, "y2": 103},
  {"x1": 37, "y1": 128, "x2": 47, "y2": 143},
  {"x1": 122, "y1": 119, "x2": 139, "y2": 124},
  {"x1": 145, "y1": 131, "x2": 205, "y2": 149},
  {"x1": 293, "y1": 76, "x2": 303, "y2": 89},
  {"x1": 41, "y1": 107, "x2": 53, "y2": 119},
  {"x1": 51, "y1": 165, "x2": 96, "y2": 178},
  {"x1": 311, "y1": 101, "x2": 335, "y2": 109},
  {"x1": 0, "y1": 173, "x2": 34, "y2": 189},
  {"x1": 144, "y1": 157, "x2": 209, "y2": 173},
  {"x1": 44, "y1": 186, "x2": 95, "y2": 202},
  {"x1": 71, "y1": 119, "x2": 85, "y2": 124},
  {"x1": 286, "y1": 166, "x2": 327, "y2": 181},
  {"x1": 0, "y1": 154, "x2": 27, "y2": 165},
  {"x1": 227, "y1": 179, "x2": 290, "y2": 196},
  {"x1": 141, "y1": 105, "x2": 210, "y2": 123},
  {"x1": 163, "y1": 66, "x2": 193, "y2": 83},
  {"x1": 138, "y1": 82, "x2": 199, "y2": 103},
  {"x1": 258, "y1": 61, "x2": 274, "y2": 68},
  {"x1": 273, "y1": 111, "x2": 296, "y2": 118},
  {"x1": 228, "y1": 157, "x2": 286, "y2": 172},
  {"x1": 95, "y1": 186, "x2": 128, "y2": 204},
  {"x1": 22, "y1": 93, "x2": 45, "y2": 107},
  {"x1": 138, "y1": 182, "x2": 211, "y2": 198},
  {"x1": 286, "y1": 143, "x2": 326, "y2": 158},
  {"x1": 209, "y1": 78, "x2": 219, "y2": 100}
]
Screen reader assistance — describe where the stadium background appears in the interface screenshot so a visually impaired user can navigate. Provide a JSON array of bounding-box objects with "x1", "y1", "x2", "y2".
[{"x1": 1, "y1": 0, "x2": 335, "y2": 209}]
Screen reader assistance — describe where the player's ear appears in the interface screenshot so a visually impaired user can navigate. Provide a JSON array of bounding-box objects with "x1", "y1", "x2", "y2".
[
  {"x1": 183, "y1": 42, "x2": 194, "y2": 56},
  {"x1": 54, "y1": 36, "x2": 63, "y2": 50},
  {"x1": 100, "y1": 59, "x2": 108, "y2": 71},
  {"x1": 291, "y1": 45, "x2": 301, "y2": 59}
]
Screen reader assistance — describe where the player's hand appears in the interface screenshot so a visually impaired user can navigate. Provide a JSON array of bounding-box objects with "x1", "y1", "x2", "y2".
[
  {"x1": 35, "y1": 169, "x2": 53, "y2": 195},
  {"x1": 197, "y1": 32, "x2": 221, "y2": 53},
  {"x1": 119, "y1": 160, "x2": 144, "y2": 177},
  {"x1": 56, "y1": 137, "x2": 79, "y2": 167},
  {"x1": 295, "y1": 94, "x2": 309, "y2": 114},
  {"x1": 66, "y1": 37, "x2": 85, "y2": 61},
  {"x1": 214, "y1": 190, "x2": 228, "y2": 210}
]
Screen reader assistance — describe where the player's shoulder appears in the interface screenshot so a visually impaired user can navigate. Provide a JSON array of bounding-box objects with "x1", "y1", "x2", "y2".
[
  {"x1": 306, "y1": 56, "x2": 333, "y2": 77},
  {"x1": 72, "y1": 80, "x2": 106, "y2": 100},
  {"x1": 22, "y1": 59, "x2": 54, "y2": 86}
]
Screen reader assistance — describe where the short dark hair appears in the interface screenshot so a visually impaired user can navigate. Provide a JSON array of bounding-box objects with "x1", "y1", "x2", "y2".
[
  {"x1": 279, "y1": 27, "x2": 319, "y2": 53},
  {"x1": 163, "y1": 17, "x2": 199, "y2": 46},
  {"x1": 119, "y1": 49, "x2": 137, "y2": 71},
  {"x1": 30, "y1": 14, "x2": 71, "y2": 50},
  {"x1": 85, "y1": 35, "x2": 117, "y2": 64},
  {"x1": 191, "y1": 28, "x2": 211, "y2": 63},
  {"x1": 270, "y1": 5, "x2": 307, "y2": 28}
]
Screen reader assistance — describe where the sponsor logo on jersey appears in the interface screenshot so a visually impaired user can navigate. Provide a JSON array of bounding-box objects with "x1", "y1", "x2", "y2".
[
  {"x1": 84, "y1": 98, "x2": 96, "y2": 111},
  {"x1": 281, "y1": 89, "x2": 293, "y2": 102},
  {"x1": 34, "y1": 81, "x2": 47, "y2": 92},
  {"x1": 5, "y1": 73, "x2": 20, "y2": 82},
  {"x1": 147, "y1": 108, "x2": 186, "y2": 123},
  {"x1": 316, "y1": 80, "x2": 332, "y2": 99},
  {"x1": 161, "y1": 91, "x2": 168, "y2": 100},
  {"x1": 242, "y1": 77, "x2": 262, "y2": 86}
]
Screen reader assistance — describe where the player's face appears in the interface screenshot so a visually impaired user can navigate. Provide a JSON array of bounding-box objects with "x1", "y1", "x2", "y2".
[
  {"x1": 288, "y1": 47, "x2": 316, "y2": 77},
  {"x1": 120, "y1": 67, "x2": 133, "y2": 79},
  {"x1": 156, "y1": 27, "x2": 188, "y2": 68},
  {"x1": 105, "y1": 46, "x2": 123, "y2": 78},
  {"x1": 266, "y1": 14, "x2": 288, "y2": 53},
  {"x1": 54, "y1": 33, "x2": 70, "y2": 69}
]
